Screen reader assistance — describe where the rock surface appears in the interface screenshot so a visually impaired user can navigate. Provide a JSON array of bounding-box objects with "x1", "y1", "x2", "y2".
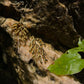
[{"x1": 0, "y1": 0, "x2": 84, "y2": 84}]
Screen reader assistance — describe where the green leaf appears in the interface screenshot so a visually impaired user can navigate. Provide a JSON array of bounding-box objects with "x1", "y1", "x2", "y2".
[
  {"x1": 48, "y1": 39, "x2": 84, "y2": 75},
  {"x1": 78, "y1": 38, "x2": 84, "y2": 48}
]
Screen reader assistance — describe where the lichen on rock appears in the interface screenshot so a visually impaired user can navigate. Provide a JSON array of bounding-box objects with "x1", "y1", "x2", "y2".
[{"x1": 0, "y1": 0, "x2": 83, "y2": 84}]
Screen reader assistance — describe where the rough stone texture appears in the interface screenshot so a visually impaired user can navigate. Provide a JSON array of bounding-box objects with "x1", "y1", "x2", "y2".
[
  {"x1": 0, "y1": 19, "x2": 80, "y2": 84},
  {"x1": 0, "y1": 0, "x2": 84, "y2": 84}
]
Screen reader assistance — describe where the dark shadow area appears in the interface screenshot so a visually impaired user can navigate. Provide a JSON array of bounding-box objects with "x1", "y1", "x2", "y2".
[
  {"x1": 0, "y1": 27, "x2": 18, "y2": 84},
  {"x1": 0, "y1": 3, "x2": 21, "y2": 21},
  {"x1": 67, "y1": 0, "x2": 84, "y2": 38},
  {"x1": 0, "y1": 27, "x2": 13, "y2": 48},
  {"x1": 74, "y1": 69, "x2": 84, "y2": 84},
  {"x1": 74, "y1": 52, "x2": 84, "y2": 83}
]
